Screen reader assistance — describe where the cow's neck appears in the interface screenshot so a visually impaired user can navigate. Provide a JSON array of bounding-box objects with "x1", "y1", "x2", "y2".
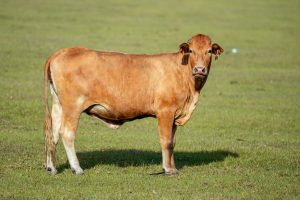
[
  {"x1": 174, "y1": 58, "x2": 208, "y2": 126},
  {"x1": 194, "y1": 76, "x2": 208, "y2": 91}
]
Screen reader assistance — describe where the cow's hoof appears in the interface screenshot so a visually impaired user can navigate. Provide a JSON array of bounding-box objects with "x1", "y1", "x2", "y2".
[
  {"x1": 165, "y1": 171, "x2": 178, "y2": 176},
  {"x1": 71, "y1": 167, "x2": 84, "y2": 175},
  {"x1": 164, "y1": 168, "x2": 178, "y2": 176},
  {"x1": 47, "y1": 167, "x2": 57, "y2": 176}
]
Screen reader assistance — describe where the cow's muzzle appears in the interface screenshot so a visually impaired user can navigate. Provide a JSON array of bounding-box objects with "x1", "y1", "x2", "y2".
[{"x1": 192, "y1": 65, "x2": 208, "y2": 78}]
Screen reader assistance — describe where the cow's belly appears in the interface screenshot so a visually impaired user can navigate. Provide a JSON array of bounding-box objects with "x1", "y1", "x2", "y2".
[
  {"x1": 84, "y1": 103, "x2": 152, "y2": 128},
  {"x1": 87, "y1": 104, "x2": 112, "y2": 118},
  {"x1": 86, "y1": 103, "x2": 129, "y2": 120},
  {"x1": 84, "y1": 104, "x2": 124, "y2": 129}
]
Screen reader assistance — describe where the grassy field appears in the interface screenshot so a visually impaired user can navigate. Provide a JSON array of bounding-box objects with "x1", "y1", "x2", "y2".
[{"x1": 0, "y1": 0, "x2": 299, "y2": 199}]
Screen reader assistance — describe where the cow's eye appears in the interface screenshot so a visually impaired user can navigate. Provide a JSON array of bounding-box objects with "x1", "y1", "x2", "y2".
[{"x1": 208, "y1": 49, "x2": 212, "y2": 54}]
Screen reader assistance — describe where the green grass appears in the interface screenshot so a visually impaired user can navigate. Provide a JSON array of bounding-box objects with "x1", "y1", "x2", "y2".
[{"x1": 1, "y1": 0, "x2": 300, "y2": 199}]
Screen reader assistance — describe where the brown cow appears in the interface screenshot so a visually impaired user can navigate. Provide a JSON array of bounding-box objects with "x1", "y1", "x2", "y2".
[{"x1": 44, "y1": 34, "x2": 223, "y2": 175}]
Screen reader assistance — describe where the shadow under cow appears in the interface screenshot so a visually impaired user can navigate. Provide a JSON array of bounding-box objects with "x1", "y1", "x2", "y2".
[{"x1": 57, "y1": 149, "x2": 239, "y2": 173}]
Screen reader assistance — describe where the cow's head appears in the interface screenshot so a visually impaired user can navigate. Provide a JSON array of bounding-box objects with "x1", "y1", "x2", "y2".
[{"x1": 179, "y1": 34, "x2": 223, "y2": 79}]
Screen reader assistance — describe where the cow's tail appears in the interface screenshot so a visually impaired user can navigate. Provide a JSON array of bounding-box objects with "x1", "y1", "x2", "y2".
[{"x1": 44, "y1": 57, "x2": 55, "y2": 166}]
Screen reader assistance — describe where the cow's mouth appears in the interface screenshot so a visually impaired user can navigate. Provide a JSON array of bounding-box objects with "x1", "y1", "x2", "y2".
[
  {"x1": 193, "y1": 73, "x2": 207, "y2": 79},
  {"x1": 192, "y1": 66, "x2": 208, "y2": 79}
]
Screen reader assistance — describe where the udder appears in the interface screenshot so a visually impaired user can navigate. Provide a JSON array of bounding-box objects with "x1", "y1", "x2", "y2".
[{"x1": 84, "y1": 104, "x2": 124, "y2": 129}]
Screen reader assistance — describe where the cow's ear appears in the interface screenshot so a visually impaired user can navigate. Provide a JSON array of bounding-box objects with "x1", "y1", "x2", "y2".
[
  {"x1": 179, "y1": 43, "x2": 191, "y2": 65},
  {"x1": 212, "y1": 43, "x2": 224, "y2": 60},
  {"x1": 179, "y1": 43, "x2": 191, "y2": 54}
]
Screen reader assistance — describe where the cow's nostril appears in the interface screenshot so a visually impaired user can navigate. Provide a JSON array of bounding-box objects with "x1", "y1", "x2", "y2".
[{"x1": 193, "y1": 68, "x2": 198, "y2": 74}]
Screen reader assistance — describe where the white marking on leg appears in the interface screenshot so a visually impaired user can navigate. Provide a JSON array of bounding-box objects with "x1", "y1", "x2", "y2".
[
  {"x1": 160, "y1": 139, "x2": 171, "y2": 173},
  {"x1": 61, "y1": 127, "x2": 83, "y2": 174},
  {"x1": 51, "y1": 92, "x2": 62, "y2": 144},
  {"x1": 46, "y1": 154, "x2": 57, "y2": 175}
]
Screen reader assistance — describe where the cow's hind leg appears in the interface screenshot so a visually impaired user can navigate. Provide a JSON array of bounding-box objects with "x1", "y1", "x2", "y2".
[
  {"x1": 51, "y1": 95, "x2": 62, "y2": 146},
  {"x1": 157, "y1": 111, "x2": 177, "y2": 175},
  {"x1": 60, "y1": 112, "x2": 83, "y2": 175},
  {"x1": 45, "y1": 91, "x2": 62, "y2": 175}
]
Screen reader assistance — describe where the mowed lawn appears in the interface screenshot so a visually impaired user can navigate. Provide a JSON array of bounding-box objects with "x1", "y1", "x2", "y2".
[{"x1": 0, "y1": 0, "x2": 299, "y2": 199}]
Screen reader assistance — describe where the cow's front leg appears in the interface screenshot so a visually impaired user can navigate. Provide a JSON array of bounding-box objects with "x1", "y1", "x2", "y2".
[
  {"x1": 170, "y1": 124, "x2": 177, "y2": 170},
  {"x1": 157, "y1": 111, "x2": 177, "y2": 175}
]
